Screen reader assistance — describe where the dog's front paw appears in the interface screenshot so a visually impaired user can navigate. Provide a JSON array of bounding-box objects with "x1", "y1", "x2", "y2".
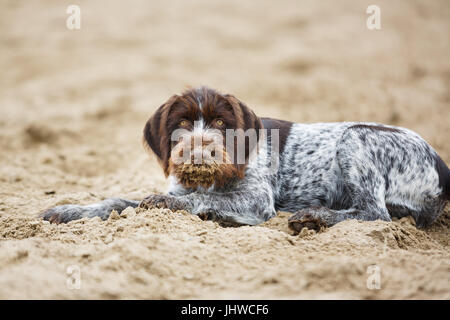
[
  {"x1": 39, "y1": 205, "x2": 86, "y2": 224},
  {"x1": 197, "y1": 209, "x2": 217, "y2": 221},
  {"x1": 139, "y1": 194, "x2": 187, "y2": 211},
  {"x1": 288, "y1": 207, "x2": 327, "y2": 233}
]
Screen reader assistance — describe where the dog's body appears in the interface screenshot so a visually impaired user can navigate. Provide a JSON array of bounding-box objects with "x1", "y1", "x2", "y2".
[{"x1": 41, "y1": 87, "x2": 450, "y2": 231}]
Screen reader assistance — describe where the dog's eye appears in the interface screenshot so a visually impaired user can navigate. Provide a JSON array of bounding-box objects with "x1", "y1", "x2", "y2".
[
  {"x1": 179, "y1": 120, "x2": 189, "y2": 127},
  {"x1": 216, "y1": 119, "x2": 224, "y2": 126}
]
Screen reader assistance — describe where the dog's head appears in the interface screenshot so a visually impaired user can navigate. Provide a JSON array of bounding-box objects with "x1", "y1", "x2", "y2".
[{"x1": 143, "y1": 87, "x2": 263, "y2": 189}]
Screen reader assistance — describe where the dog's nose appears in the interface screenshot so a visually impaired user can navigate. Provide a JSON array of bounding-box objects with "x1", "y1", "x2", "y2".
[
  {"x1": 191, "y1": 148, "x2": 217, "y2": 164},
  {"x1": 192, "y1": 148, "x2": 204, "y2": 164},
  {"x1": 188, "y1": 147, "x2": 220, "y2": 165}
]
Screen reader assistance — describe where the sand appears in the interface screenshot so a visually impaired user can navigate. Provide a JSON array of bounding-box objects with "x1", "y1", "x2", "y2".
[{"x1": 0, "y1": 0, "x2": 449, "y2": 299}]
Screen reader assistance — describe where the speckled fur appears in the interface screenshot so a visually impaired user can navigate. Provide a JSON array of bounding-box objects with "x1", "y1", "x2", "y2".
[
  {"x1": 161, "y1": 121, "x2": 449, "y2": 228},
  {"x1": 40, "y1": 89, "x2": 449, "y2": 229}
]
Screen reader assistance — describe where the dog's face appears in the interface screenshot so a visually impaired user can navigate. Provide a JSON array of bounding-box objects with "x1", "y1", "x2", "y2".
[{"x1": 143, "y1": 87, "x2": 263, "y2": 189}]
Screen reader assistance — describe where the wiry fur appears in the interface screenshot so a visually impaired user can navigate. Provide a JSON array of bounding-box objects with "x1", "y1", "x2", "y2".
[{"x1": 40, "y1": 87, "x2": 450, "y2": 230}]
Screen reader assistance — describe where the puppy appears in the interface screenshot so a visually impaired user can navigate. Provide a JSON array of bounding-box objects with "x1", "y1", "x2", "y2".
[{"x1": 41, "y1": 87, "x2": 450, "y2": 232}]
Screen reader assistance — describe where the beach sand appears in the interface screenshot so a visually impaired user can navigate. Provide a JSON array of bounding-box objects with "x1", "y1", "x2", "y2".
[{"x1": 0, "y1": 0, "x2": 449, "y2": 299}]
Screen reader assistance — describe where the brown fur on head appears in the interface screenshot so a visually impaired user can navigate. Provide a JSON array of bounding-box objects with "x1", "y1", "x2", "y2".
[{"x1": 143, "y1": 87, "x2": 263, "y2": 189}]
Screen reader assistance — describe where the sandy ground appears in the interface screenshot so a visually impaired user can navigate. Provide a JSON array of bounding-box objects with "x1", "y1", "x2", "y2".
[{"x1": 0, "y1": 0, "x2": 449, "y2": 299}]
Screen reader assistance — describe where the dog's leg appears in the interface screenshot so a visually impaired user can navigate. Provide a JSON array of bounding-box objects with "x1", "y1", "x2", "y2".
[
  {"x1": 288, "y1": 127, "x2": 396, "y2": 232},
  {"x1": 288, "y1": 169, "x2": 392, "y2": 233},
  {"x1": 40, "y1": 198, "x2": 139, "y2": 223},
  {"x1": 140, "y1": 186, "x2": 276, "y2": 226},
  {"x1": 388, "y1": 197, "x2": 447, "y2": 228},
  {"x1": 288, "y1": 205, "x2": 391, "y2": 233}
]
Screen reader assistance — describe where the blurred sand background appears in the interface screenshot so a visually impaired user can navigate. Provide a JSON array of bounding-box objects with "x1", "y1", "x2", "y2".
[{"x1": 0, "y1": 0, "x2": 449, "y2": 299}]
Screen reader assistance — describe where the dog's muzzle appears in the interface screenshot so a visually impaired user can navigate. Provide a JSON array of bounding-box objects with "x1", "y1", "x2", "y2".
[{"x1": 168, "y1": 133, "x2": 240, "y2": 189}]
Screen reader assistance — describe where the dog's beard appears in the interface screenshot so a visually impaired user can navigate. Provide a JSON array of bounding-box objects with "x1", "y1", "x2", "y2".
[
  {"x1": 168, "y1": 150, "x2": 242, "y2": 189},
  {"x1": 173, "y1": 163, "x2": 224, "y2": 188}
]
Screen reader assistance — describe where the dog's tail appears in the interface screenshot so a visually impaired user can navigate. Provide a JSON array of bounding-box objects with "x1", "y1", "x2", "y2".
[{"x1": 435, "y1": 154, "x2": 450, "y2": 200}]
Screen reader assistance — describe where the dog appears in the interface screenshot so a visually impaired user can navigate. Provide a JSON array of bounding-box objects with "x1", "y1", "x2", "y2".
[{"x1": 41, "y1": 87, "x2": 450, "y2": 232}]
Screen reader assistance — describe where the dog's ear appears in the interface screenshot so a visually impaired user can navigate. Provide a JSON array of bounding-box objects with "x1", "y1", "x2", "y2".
[
  {"x1": 223, "y1": 94, "x2": 262, "y2": 133},
  {"x1": 223, "y1": 94, "x2": 263, "y2": 173},
  {"x1": 143, "y1": 95, "x2": 179, "y2": 176}
]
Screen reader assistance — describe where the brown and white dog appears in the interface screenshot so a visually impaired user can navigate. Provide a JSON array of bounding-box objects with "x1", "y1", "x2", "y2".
[
  {"x1": 41, "y1": 86, "x2": 450, "y2": 232},
  {"x1": 143, "y1": 87, "x2": 261, "y2": 190}
]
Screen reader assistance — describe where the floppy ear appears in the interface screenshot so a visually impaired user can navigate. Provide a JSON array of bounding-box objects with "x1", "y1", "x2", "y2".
[
  {"x1": 223, "y1": 94, "x2": 263, "y2": 172},
  {"x1": 143, "y1": 95, "x2": 179, "y2": 177},
  {"x1": 223, "y1": 94, "x2": 262, "y2": 133}
]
